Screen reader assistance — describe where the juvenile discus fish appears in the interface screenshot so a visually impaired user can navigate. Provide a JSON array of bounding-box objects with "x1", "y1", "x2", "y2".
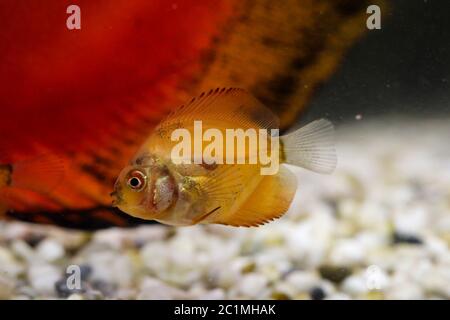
[{"x1": 112, "y1": 88, "x2": 337, "y2": 227}]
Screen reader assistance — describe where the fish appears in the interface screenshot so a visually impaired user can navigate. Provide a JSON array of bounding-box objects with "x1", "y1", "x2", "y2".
[
  {"x1": 0, "y1": 0, "x2": 368, "y2": 229},
  {"x1": 112, "y1": 88, "x2": 336, "y2": 227},
  {"x1": 0, "y1": 154, "x2": 66, "y2": 217}
]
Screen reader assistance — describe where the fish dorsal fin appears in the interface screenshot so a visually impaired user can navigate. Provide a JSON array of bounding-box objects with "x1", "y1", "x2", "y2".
[
  {"x1": 156, "y1": 88, "x2": 279, "y2": 133},
  {"x1": 209, "y1": 165, "x2": 297, "y2": 227},
  {"x1": 144, "y1": 88, "x2": 279, "y2": 162}
]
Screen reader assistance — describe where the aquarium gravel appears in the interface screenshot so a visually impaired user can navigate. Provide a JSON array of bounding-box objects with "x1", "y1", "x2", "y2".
[{"x1": 0, "y1": 119, "x2": 449, "y2": 300}]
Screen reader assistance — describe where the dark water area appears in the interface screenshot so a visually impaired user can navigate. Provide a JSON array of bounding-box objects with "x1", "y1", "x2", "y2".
[{"x1": 303, "y1": 0, "x2": 450, "y2": 124}]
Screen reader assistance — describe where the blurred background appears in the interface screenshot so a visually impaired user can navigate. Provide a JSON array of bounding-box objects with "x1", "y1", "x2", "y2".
[
  {"x1": 303, "y1": 0, "x2": 450, "y2": 123},
  {"x1": 0, "y1": 0, "x2": 449, "y2": 300}
]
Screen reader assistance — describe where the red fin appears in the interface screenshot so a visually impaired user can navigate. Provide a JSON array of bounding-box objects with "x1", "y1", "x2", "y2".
[
  {"x1": 0, "y1": 187, "x2": 25, "y2": 211},
  {"x1": 11, "y1": 154, "x2": 67, "y2": 194},
  {"x1": 0, "y1": 187, "x2": 11, "y2": 216},
  {"x1": 0, "y1": 186, "x2": 62, "y2": 212}
]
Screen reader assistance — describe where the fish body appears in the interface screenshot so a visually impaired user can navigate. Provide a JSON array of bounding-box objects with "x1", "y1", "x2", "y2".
[{"x1": 113, "y1": 88, "x2": 336, "y2": 227}]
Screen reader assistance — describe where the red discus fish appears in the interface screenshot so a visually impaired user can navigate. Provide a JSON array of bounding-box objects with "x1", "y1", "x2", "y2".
[{"x1": 0, "y1": 0, "x2": 373, "y2": 229}]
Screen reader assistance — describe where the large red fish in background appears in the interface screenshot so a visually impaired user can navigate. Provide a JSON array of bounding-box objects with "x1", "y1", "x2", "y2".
[{"x1": 0, "y1": 0, "x2": 381, "y2": 229}]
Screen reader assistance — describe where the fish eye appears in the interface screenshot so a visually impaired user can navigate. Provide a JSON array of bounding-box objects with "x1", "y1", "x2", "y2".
[{"x1": 127, "y1": 170, "x2": 146, "y2": 191}]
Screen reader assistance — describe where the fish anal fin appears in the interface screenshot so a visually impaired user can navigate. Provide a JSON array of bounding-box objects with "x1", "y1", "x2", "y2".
[
  {"x1": 192, "y1": 206, "x2": 221, "y2": 225},
  {"x1": 210, "y1": 165, "x2": 297, "y2": 227},
  {"x1": 189, "y1": 164, "x2": 248, "y2": 222}
]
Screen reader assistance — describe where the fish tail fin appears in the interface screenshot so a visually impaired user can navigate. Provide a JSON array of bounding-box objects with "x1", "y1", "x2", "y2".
[{"x1": 280, "y1": 118, "x2": 337, "y2": 174}]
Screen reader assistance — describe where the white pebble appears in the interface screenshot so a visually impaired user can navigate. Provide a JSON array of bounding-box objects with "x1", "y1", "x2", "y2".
[
  {"x1": 36, "y1": 239, "x2": 65, "y2": 262},
  {"x1": 11, "y1": 240, "x2": 36, "y2": 262},
  {"x1": 0, "y1": 246, "x2": 24, "y2": 277},
  {"x1": 0, "y1": 274, "x2": 14, "y2": 299},
  {"x1": 137, "y1": 277, "x2": 191, "y2": 300},
  {"x1": 196, "y1": 288, "x2": 226, "y2": 300},
  {"x1": 341, "y1": 275, "x2": 369, "y2": 297},
  {"x1": 394, "y1": 205, "x2": 428, "y2": 234},
  {"x1": 88, "y1": 251, "x2": 133, "y2": 287},
  {"x1": 235, "y1": 273, "x2": 269, "y2": 298},
  {"x1": 67, "y1": 293, "x2": 84, "y2": 300},
  {"x1": 329, "y1": 239, "x2": 365, "y2": 266},
  {"x1": 386, "y1": 283, "x2": 424, "y2": 300},
  {"x1": 27, "y1": 264, "x2": 61, "y2": 295},
  {"x1": 326, "y1": 293, "x2": 351, "y2": 300},
  {"x1": 285, "y1": 271, "x2": 320, "y2": 293}
]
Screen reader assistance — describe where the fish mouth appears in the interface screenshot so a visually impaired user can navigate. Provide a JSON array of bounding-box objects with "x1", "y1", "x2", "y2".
[{"x1": 110, "y1": 190, "x2": 122, "y2": 207}]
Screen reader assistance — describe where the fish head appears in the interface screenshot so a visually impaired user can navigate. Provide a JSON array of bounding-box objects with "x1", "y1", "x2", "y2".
[{"x1": 111, "y1": 162, "x2": 177, "y2": 220}]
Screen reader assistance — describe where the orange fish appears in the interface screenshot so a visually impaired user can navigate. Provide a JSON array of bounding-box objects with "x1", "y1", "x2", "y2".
[{"x1": 112, "y1": 88, "x2": 336, "y2": 227}]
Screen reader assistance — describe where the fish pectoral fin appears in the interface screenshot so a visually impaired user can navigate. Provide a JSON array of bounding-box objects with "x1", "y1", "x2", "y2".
[
  {"x1": 210, "y1": 166, "x2": 297, "y2": 227},
  {"x1": 195, "y1": 164, "x2": 246, "y2": 215},
  {"x1": 192, "y1": 206, "x2": 221, "y2": 225},
  {"x1": 11, "y1": 153, "x2": 68, "y2": 194}
]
